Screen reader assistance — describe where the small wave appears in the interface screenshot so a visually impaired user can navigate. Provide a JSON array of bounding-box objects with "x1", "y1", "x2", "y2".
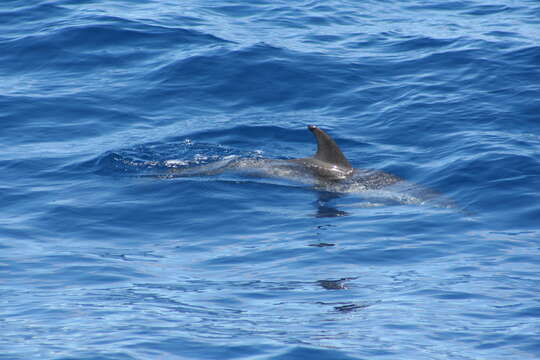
[
  {"x1": 147, "y1": 42, "x2": 369, "y2": 110},
  {"x1": 92, "y1": 137, "x2": 246, "y2": 177}
]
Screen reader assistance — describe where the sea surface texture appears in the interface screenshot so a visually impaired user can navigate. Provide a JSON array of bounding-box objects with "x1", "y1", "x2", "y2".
[{"x1": 1, "y1": 1, "x2": 540, "y2": 359}]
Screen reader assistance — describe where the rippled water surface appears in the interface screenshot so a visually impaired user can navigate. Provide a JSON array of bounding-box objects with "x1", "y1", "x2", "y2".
[{"x1": 1, "y1": 1, "x2": 540, "y2": 359}]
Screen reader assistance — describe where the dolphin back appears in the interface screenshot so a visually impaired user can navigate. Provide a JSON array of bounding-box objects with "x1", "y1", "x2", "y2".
[{"x1": 308, "y1": 125, "x2": 352, "y2": 171}]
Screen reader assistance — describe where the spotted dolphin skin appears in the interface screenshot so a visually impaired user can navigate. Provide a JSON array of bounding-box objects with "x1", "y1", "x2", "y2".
[{"x1": 294, "y1": 127, "x2": 449, "y2": 207}]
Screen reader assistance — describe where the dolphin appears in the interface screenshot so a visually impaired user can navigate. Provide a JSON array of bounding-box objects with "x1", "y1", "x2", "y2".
[
  {"x1": 153, "y1": 125, "x2": 455, "y2": 208},
  {"x1": 169, "y1": 125, "x2": 404, "y2": 193}
]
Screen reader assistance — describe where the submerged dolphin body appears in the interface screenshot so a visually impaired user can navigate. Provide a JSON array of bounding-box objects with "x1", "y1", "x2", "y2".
[
  {"x1": 171, "y1": 125, "x2": 410, "y2": 196},
  {"x1": 162, "y1": 125, "x2": 454, "y2": 207},
  {"x1": 214, "y1": 125, "x2": 360, "y2": 184}
]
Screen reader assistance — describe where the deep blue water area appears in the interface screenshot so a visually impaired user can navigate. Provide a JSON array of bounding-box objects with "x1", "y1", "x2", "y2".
[{"x1": 1, "y1": 1, "x2": 540, "y2": 359}]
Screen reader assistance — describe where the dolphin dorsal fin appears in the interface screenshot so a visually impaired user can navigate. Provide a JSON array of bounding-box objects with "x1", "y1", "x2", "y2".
[{"x1": 308, "y1": 125, "x2": 352, "y2": 170}]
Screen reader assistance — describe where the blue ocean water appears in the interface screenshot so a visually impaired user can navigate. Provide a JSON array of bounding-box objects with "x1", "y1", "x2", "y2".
[{"x1": 1, "y1": 0, "x2": 540, "y2": 359}]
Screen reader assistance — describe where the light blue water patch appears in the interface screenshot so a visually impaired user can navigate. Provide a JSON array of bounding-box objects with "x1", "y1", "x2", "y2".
[{"x1": 1, "y1": 0, "x2": 540, "y2": 359}]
